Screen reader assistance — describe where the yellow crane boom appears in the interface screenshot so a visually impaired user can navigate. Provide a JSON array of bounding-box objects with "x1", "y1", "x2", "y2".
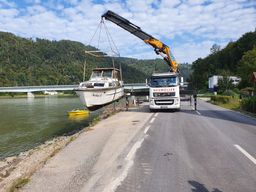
[{"x1": 101, "y1": 10, "x2": 178, "y2": 73}]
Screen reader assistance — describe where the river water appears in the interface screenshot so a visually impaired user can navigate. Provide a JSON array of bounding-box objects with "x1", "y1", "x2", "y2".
[{"x1": 0, "y1": 96, "x2": 98, "y2": 159}]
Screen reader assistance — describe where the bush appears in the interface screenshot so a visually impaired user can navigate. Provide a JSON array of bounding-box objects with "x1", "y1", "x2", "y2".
[
  {"x1": 211, "y1": 95, "x2": 232, "y2": 104},
  {"x1": 241, "y1": 96, "x2": 256, "y2": 113},
  {"x1": 222, "y1": 90, "x2": 237, "y2": 97}
]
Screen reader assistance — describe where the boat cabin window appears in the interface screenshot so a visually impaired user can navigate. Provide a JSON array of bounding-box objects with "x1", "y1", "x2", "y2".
[
  {"x1": 94, "y1": 83, "x2": 105, "y2": 87},
  {"x1": 102, "y1": 70, "x2": 112, "y2": 78},
  {"x1": 91, "y1": 71, "x2": 102, "y2": 78}
]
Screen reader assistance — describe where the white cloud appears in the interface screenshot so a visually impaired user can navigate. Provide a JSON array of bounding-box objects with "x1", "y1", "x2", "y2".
[
  {"x1": 174, "y1": 41, "x2": 215, "y2": 63},
  {"x1": 187, "y1": 0, "x2": 205, "y2": 6},
  {"x1": 26, "y1": 5, "x2": 47, "y2": 15},
  {"x1": 24, "y1": 0, "x2": 41, "y2": 4},
  {"x1": 0, "y1": 0, "x2": 16, "y2": 8},
  {"x1": 159, "y1": 0, "x2": 181, "y2": 8},
  {"x1": 64, "y1": 0, "x2": 80, "y2": 5},
  {"x1": 0, "y1": 8, "x2": 19, "y2": 18},
  {"x1": 0, "y1": 0, "x2": 255, "y2": 63}
]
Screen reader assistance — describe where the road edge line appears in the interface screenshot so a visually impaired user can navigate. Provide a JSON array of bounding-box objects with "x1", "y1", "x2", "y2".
[
  {"x1": 234, "y1": 144, "x2": 256, "y2": 165},
  {"x1": 150, "y1": 117, "x2": 155, "y2": 124},
  {"x1": 103, "y1": 138, "x2": 145, "y2": 192},
  {"x1": 196, "y1": 110, "x2": 201, "y2": 115},
  {"x1": 144, "y1": 126, "x2": 151, "y2": 134}
]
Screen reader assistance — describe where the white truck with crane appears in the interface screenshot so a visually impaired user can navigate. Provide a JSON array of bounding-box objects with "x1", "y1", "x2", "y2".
[{"x1": 101, "y1": 11, "x2": 182, "y2": 111}]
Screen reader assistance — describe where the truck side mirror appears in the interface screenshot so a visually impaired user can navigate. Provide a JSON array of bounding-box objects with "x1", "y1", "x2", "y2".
[
  {"x1": 146, "y1": 78, "x2": 151, "y2": 86},
  {"x1": 180, "y1": 76, "x2": 184, "y2": 86}
]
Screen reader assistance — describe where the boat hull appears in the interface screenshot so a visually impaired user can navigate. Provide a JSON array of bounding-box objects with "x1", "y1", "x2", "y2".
[{"x1": 75, "y1": 86, "x2": 124, "y2": 111}]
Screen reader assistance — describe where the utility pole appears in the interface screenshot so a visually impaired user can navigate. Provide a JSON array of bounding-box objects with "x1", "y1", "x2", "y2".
[{"x1": 83, "y1": 59, "x2": 86, "y2": 82}]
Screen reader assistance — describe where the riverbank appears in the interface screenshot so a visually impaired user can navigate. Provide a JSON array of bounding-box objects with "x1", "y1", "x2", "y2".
[
  {"x1": 0, "y1": 99, "x2": 130, "y2": 192},
  {"x1": 0, "y1": 136, "x2": 74, "y2": 192}
]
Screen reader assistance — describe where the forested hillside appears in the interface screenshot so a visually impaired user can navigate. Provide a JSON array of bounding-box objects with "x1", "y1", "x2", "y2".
[
  {"x1": 192, "y1": 30, "x2": 256, "y2": 89},
  {"x1": 0, "y1": 32, "x2": 191, "y2": 86},
  {"x1": 116, "y1": 58, "x2": 191, "y2": 82},
  {"x1": 0, "y1": 32, "x2": 145, "y2": 86}
]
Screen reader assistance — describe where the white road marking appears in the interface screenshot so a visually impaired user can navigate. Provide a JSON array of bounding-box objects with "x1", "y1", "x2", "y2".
[
  {"x1": 103, "y1": 160, "x2": 133, "y2": 192},
  {"x1": 126, "y1": 139, "x2": 144, "y2": 161},
  {"x1": 144, "y1": 126, "x2": 151, "y2": 134},
  {"x1": 103, "y1": 113, "x2": 155, "y2": 192},
  {"x1": 234, "y1": 144, "x2": 256, "y2": 165},
  {"x1": 154, "y1": 113, "x2": 158, "y2": 118},
  {"x1": 150, "y1": 117, "x2": 155, "y2": 124},
  {"x1": 196, "y1": 110, "x2": 201, "y2": 115},
  {"x1": 103, "y1": 138, "x2": 145, "y2": 192}
]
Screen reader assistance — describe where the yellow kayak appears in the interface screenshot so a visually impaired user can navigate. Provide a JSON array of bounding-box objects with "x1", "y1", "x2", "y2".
[{"x1": 67, "y1": 109, "x2": 89, "y2": 116}]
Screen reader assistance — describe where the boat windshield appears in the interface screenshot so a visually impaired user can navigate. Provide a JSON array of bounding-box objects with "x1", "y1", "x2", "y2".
[
  {"x1": 91, "y1": 71, "x2": 102, "y2": 78},
  {"x1": 102, "y1": 70, "x2": 112, "y2": 78},
  {"x1": 150, "y1": 76, "x2": 177, "y2": 87}
]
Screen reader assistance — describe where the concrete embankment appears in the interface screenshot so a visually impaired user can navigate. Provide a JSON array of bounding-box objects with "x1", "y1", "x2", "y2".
[{"x1": 0, "y1": 102, "x2": 152, "y2": 192}]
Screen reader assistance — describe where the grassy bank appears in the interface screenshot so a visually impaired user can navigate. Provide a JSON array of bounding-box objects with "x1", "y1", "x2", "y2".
[
  {"x1": 210, "y1": 97, "x2": 241, "y2": 110},
  {"x1": 209, "y1": 95, "x2": 256, "y2": 118}
]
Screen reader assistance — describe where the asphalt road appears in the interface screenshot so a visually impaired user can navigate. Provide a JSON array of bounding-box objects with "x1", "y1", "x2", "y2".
[{"x1": 116, "y1": 99, "x2": 256, "y2": 192}]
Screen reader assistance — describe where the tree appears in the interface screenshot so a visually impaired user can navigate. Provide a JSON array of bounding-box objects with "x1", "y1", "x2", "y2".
[
  {"x1": 191, "y1": 31, "x2": 256, "y2": 90},
  {"x1": 210, "y1": 44, "x2": 221, "y2": 54},
  {"x1": 217, "y1": 76, "x2": 234, "y2": 94},
  {"x1": 238, "y1": 47, "x2": 256, "y2": 87}
]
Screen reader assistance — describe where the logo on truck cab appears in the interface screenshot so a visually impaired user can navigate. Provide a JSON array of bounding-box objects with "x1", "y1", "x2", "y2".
[{"x1": 153, "y1": 88, "x2": 176, "y2": 92}]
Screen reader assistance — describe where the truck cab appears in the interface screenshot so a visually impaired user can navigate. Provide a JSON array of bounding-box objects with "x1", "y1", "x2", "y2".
[{"x1": 148, "y1": 72, "x2": 180, "y2": 111}]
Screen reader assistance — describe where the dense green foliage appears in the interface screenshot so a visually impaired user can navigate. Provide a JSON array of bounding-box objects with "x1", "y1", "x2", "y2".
[
  {"x1": 241, "y1": 96, "x2": 256, "y2": 113},
  {"x1": 238, "y1": 47, "x2": 256, "y2": 87},
  {"x1": 116, "y1": 58, "x2": 192, "y2": 81},
  {"x1": 0, "y1": 32, "x2": 141, "y2": 86},
  {"x1": 191, "y1": 30, "x2": 256, "y2": 90},
  {"x1": 0, "y1": 32, "x2": 93, "y2": 86},
  {"x1": 0, "y1": 31, "x2": 191, "y2": 86},
  {"x1": 210, "y1": 95, "x2": 232, "y2": 104},
  {"x1": 217, "y1": 76, "x2": 234, "y2": 94}
]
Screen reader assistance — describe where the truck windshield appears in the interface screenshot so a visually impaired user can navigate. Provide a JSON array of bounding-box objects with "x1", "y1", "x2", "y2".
[{"x1": 150, "y1": 76, "x2": 177, "y2": 87}]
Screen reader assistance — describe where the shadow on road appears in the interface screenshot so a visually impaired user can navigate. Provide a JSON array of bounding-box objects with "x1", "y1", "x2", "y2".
[
  {"x1": 188, "y1": 180, "x2": 223, "y2": 192},
  {"x1": 181, "y1": 108, "x2": 256, "y2": 127},
  {"x1": 124, "y1": 101, "x2": 256, "y2": 127}
]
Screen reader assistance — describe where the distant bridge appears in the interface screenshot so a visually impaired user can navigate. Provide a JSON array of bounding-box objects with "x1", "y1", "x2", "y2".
[
  {"x1": 124, "y1": 83, "x2": 149, "y2": 95},
  {"x1": 0, "y1": 85, "x2": 77, "y2": 93},
  {"x1": 0, "y1": 83, "x2": 149, "y2": 96}
]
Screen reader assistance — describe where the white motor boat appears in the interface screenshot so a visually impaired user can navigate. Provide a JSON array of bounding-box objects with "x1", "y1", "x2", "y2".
[{"x1": 74, "y1": 68, "x2": 124, "y2": 110}]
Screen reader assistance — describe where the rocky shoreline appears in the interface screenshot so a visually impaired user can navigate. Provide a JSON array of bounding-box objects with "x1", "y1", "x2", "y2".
[{"x1": 0, "y1": 135, "x2": 74, "y2": 192}]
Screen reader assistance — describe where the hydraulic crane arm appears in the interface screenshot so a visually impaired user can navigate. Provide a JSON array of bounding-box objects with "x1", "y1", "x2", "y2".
[{"x1": 101, "y1": 10, "x2": 178, "y2": 73}]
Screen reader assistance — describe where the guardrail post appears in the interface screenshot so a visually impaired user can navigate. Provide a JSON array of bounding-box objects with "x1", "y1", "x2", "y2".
[{"x1": 193, "y1": 94, "x2": 197, "y2": 110}]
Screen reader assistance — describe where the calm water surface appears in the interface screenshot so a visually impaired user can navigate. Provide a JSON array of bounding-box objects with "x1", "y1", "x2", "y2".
[{"x1": 0, "y1": 97, "x2": 97, "y2": 159}]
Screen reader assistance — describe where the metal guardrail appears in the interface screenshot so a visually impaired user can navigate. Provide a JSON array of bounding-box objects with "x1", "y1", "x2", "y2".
[
  {"x1": 0, "y1": 84, "x2": 148, "y2": 93},
  {"x1": 0, "y1": 85, "x2": 78, "y2": 93}
]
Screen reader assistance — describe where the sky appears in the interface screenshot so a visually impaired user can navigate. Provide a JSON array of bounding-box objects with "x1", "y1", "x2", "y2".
[{"x1": 0, "y1": 0, "x2": 256, "y2": 63}]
